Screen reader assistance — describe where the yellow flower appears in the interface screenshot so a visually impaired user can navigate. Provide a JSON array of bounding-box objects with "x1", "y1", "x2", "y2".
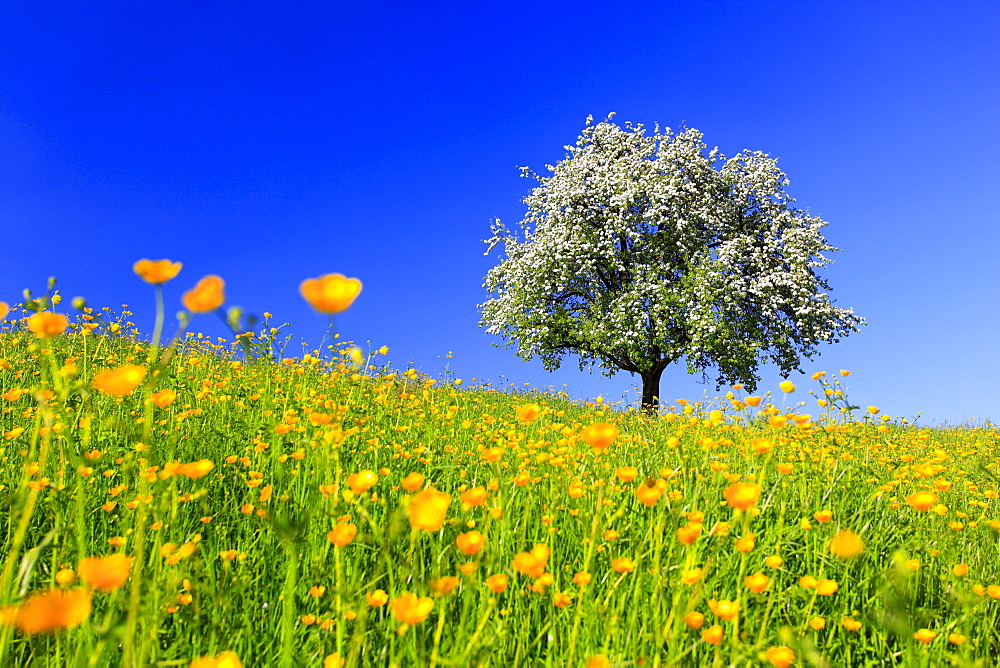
[
  {"x1": 460, "y1": 486, "x2": 489, "y2": 507},
  {"x1": 409, "y1": 488, "x2": 451, "y2": 532},
  {"x1": 744, "y1": 396, "x2": 763, "y2": 407},
  {"x1": 299, "y1": 273, "x2": 362, "y2": 314},
  {"x1": 27, "y1": 311, "x2": 70, "y2": 339},
  {"x1": 948, "y1": 633, "x2": 967, "y2": 645},
  {"x1": 676, "y1": 522, "x2": 702, "y2": 546},
  {"x1": 779, "y1": 380, "x2": 795, "y2": 393},
  {"x1": 745, "y1": 572, "x2": 769, "y2": 593},
  {"x1": 77, "y1": 554, "x2": 133, "y2": 592},
  {"x1": 905, "y1": 491, "x2": 938, "y2": 512},
  {"x1": 681, "y1": 568, "x2": 702, "y2": 585},
  {"x1": 513, "y1": 544, "x2": 549, "y2": 578},
  {"x1": 515, "y1": 403, "x2": 541, "y2": 422},
  {"x1": 485, "y1": 574, "x2": 508, "y2": 593},
  {"x1": 0, "y1": 302, "x2": 9, "y2": 320},
  {"x1": 611, "y1": 557, "x2": 635, "y2": 573},
  {"x1": 182, "y1": 275, "x2": 225, "y2": 313},
  {"x1": 150, "y1": 389, "x2": 177, "y2": 408},
  {"x1": 585, "y1": 655, "x2": 610, "y2": 668},
  {"x1": 828, "y1": 529, "x2": 864, "y2": 559},
  {"x1": 327, "y1": 523, "x2": 357, "y2": 547},
  {"x1": 366, "y1": 590, "x2": 389, "y2": 607},
  {"x1": 92, "y1": 365, "x2": 147, "y2": 397},
  {"x1": 765, "y1": 646, "x2": 795, "y2": 667},
  {"x1": 400, "y1": 472, "x2": 425, "y2": 492},
  {"x1": 842, "y1": 616, "x2": 862, "y2": 631},
  {"x1": 775, "y1": 462, "x2": 794, "y2": 474},
  {"x1": 952, "y1": 563, "x2": 969, "y2": 577},
  {"x1": 708, "y1": 599, "x2": 740, "y2": 621},
  {"x1": 724, "y1": 482, "x2": 762, "y2": 510},
  {"x1": 809, "y1": 617, "x2": 826, "y2": 630},
  {"x1": 346, "y1": 470, "x2": 378, "y2": 494},
  {"x1": 735, "y1": 533, "x2": 756, "y2": 553},
  {"x1": 1, "y1": 587, "x2": 92, "y2": 634},
  {"x1": 133, "y1": 259, "x2": 182, "y2": 285},
  {"x1": 815, "y1": 579, "x2": 838, "y2": 596},
  {"x1": 189, "y1": 650, "x2": 243, "y2": 668},
  {"x1": 391, "y1": 592, "x2": 433, "y2": 625},
  {"x1": 580, "y1": 422, "x2": 619, "y2": 450},
  {"x1": 456, "y1": 531, "x2": 486, "y2": 555},
  {"x1": 813, "y1": 509, "x2": 833, "y2": 523},
  {"x1": 684, "y1": 611, "x2": 704, "y2": 629},
  {"x1": 616, "y1": 466, "x2": 639, "y2": 482},
  {"x1": 701, "y1": 624, "x2": 724, "y2": 644},
  {"x1": 913, "y1": 628, "x2": 937, "y2": 643},
  {"x1": 764, "y1": 555, "x2": 783, "y2": 569},
  {"x1": 636, "y1": 479, "x2": 666, "y2": 507}
]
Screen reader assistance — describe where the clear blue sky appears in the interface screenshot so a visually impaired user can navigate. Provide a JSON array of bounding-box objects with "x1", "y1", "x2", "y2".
[{"x1": 2, "y1": 1, "x2": 998, "y2": 425}]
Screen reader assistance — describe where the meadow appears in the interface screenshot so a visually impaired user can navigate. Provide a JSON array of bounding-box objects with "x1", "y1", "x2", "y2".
[{"x1": 1, "y1": 265, "x2": 1000, "y2": 667}]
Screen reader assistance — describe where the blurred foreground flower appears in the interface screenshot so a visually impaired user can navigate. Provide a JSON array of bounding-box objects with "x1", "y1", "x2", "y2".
[
  {"x1": 724, "y1": 482, "x2": 762, "y2": 510},
  {"x1": 27, "y1": 311, "x2": 69, "y2": 339},
  {"x1": 92, "y1": 365, "x2": 147, "y2": 397},
  {"x1": 133, "y1": 259, "x2": 182, "y2": 285},
  {"x1": 0, "y1": 301, "x2": 8, "y2": 320},
  {"x1": 0, "y1": 588, "x2": 92, "y2": 634},
  {"x1": 189, "y1": 650, "x2": 243, "y2": 668},
  {"x1": 300, "y1": 273, "x2": 362, "y2": 314},
  {"x1": 182, "y1": 275, "x2": 225, "y2": 313},
  {"x1": 391, "y1": 592, "x2": 433, "y2": 625},
  {"x1": 580, "y1": 422, "x2": 619, "y2": 450},
  {"x1": 828, "y1": 529, "x2": 865, "y2": 559},
  {"x1": 408, "y1": 487, "x2": 451, "y2": 531},
  {"x1": 78, "y1": 554, "x2": 133, "y2": 592}
]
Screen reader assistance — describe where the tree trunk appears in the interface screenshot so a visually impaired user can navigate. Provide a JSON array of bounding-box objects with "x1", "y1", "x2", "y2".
[{"x1": 640, "y1": 366, "x2": 665, "y2": 415}]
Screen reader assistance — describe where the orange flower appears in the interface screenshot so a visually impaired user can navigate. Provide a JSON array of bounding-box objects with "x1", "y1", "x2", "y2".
[
  {"x1": 189, "y1": 650, "x2": 243, "y2": 668},
  {"x1": 680, "y1": 568, "x2": 702, "y2": 585},
  {"x1": 744, "y1": 396, "x2": 763, "y2": 407},
  {"x1": 92, "y1": 365, "x2": 147, "y2": 397},
  {"x1": 585, "y1": 655, "x2": 610, "y2": 668},
  {"x1": 512, "y1": 544, "x2": 549, "y2": 578},
  {"x1": 150, "y1": 389, "x2": 177, "y2": 408},
  {"x1": 724, "y1": 482, "x2": 762, "y2": 510},
  {"x1": 764, "y1": 555, "x2": 783, "y2": 569},
  {"x1": 347, "y1": 470, "x2": 378, "y2": 494},
  {"x1": 552, "y1": 592, "x2": 572, "y2": 608},
  {"x1": 515, "y1": 403, "x2": 541, "y2": 422},
  {"x1": 842, "y1": 616, "x2": 862, "y2": 631},
  {"x1": 409, "y1": 488, "x2": 451, "y2": 531},
  {"x1": 365, "y1": 590, "x2": 389, "y2": 607},
  {"x1": 684, "y1": 611, "x2": 705, "y2": 629},
  {"x1": 133, "y1": 259, "x2": 182, "y2": 285},
  {"x1": 676, "y1": 522, "x2": 702, "y2": 546},
  {"x1": 485, "y1": 574, "x2": 508, "y2": 593},
  {"x1": 813, "y1": 509, "x2": 833, "y2": 523},
  {"x1": 708, "y1": 599, "x2": 740, "y2": 621},
  {"x1": 611, "y1": 557, "x2": 635, "y2": 573},
  {"x1": 636, "y1": 479, "x2": 666, "y2": 506},
  {"x1": 27, "y1": 311, "x2": 69, "y2": 339},
  {"x1": 735, "y1": 533, "x2": 756, "y2": 553},
  {"x1": 580, "y1": 422, "x2": 619, "y2": 450},
  {"x1": 906, "y1": 491, "x2": 938, "y2": 512},
  {"x1": 815, "y1": 579, "x2": 839, "y2": 596},
  {"x1": 701, "y1": 624, "x2": 724, "y2": 644},
  {"x1": 1, "y1": 587, "x2": 92, "y2": 634},
  {"x1": 182, "y1": 275, "x2": 225, "y2": 313},
  {"x1": 775, "y1": 463, "x2": 794, "y2": 475},
  {"x1": 913, "y1": 628, "x2": 937, "y2": 643},
  {"x1": 299, "y1": 273, "x2": 362, "y2": 315},
  {"x1": 0, "y1": 302, "x2": 9, "y2": 320},
  {"x1": 327, "y1": 523, "x2": 358, "y2": 547},
  {"x1": 828, "y1": 529, "x2": 864, "y2": 559},
  {"x1": 177, "y1": 459, "x2": 214, "y2": 479},
  {"x1": 455, "y1": 531, "x2": 486, "y2": 555},
  {"x1": 615, "y1": 466, "x2": 639, "y2": 482},
  {"x1": 460, "y1": 486, "x2": 489, "y2": 507},
  {"x1": 391, "y1": 592, "x2": 433, "y2": 625},
  {"x1": 745, "y1": 572, "x2": 769, "y2": 593},
  {"x1": 78, "y1": 554, "x2": 133, "y2": 592},
  {"x1": 430, "y1": 576, "x2": 459, "y2": 596},
  {"x1": 765, "y1": 646, "x2": 795, "y2": 667},
  {"x1": 400, "y1": 472, "x2": 425, "y2": 492}
]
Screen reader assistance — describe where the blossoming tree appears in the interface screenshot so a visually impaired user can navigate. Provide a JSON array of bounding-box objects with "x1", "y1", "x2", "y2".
[{"x1": 479, "y1": 114, "x2": 864, "y2": 412}]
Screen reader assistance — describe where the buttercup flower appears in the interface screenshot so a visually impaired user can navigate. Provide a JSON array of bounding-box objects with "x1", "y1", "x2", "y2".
[
  {"x1": 300, "y1": 273, "x2": 362, "y2": 315},
  {"x1": 391, "y1": 592, "x2": 433, "y2": 625},
  {"x1": 78, "y1": 554, "x2": 133, "y2": 592},
  {"x1": 828, "y1": 529, "x2": 864, "y2": 559},
  {"x1": 92, "y1": 365, "x2": 147, "y2": 397},
  {"x1": 408, "y1": 488, "x2": 451, "y2": 531},
  {"x1": 724, "y1": 482, "x2": 762, "y2": 510},
  {"x1": 580, "y1": 422, "x2": 619, "y2": 450},
  {"x1": 182, "y1": 275, "x2": 225, "y2": 313},
  {"x1": 27, "y1": 311, "x2": 69, "y2": 339},
  {"x1": 133, "y1": 259, "x2": 182, "y2": 285},
  {"x1": 1, "y1": 588, "x2": 92, "y2": 634}
]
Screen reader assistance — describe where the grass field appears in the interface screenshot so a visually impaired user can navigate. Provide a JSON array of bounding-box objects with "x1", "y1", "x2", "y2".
[{"x1": 1, "y1": 280, "x2": 1000, "y2": 667}]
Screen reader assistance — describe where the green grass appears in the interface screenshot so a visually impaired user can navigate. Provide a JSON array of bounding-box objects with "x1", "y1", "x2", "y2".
[{"x1": 2, "y1": 309, "x2": 1000, "y2": 667}]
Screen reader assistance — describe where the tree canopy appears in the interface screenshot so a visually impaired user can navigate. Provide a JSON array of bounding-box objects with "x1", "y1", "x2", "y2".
[{"x1": 479, "y1": 114, "x2": 864, "y2": 410}]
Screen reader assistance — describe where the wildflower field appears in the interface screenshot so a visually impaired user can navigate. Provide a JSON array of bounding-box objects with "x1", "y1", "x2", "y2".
[{"x1": 2, "y1": 266, "x2": 1000, "y2": 667}]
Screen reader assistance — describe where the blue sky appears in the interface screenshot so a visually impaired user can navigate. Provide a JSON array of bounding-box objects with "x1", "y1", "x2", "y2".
[{"x1": 2, "y1": 1, "x2": 997, "y2": 425}]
